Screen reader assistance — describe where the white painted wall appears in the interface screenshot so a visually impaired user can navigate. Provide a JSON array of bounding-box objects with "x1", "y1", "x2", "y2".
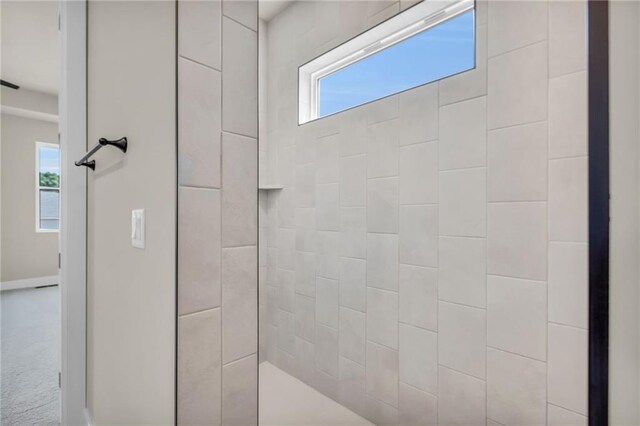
[
  {"x1": 86, "y1": 2, "x2": 175, "y2": 423},
  {"x1": 609, "y1": 1, "x2": 640, "y2": 424},
  {"x1": 0, "y1": 113, "x2": 58, "y2": 282}
]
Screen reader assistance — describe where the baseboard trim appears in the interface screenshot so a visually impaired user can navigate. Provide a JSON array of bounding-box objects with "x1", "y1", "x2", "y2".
[
  {"x1": 0, "y1": 275, "x2": 59, "y2": 291},
  {"x1": 84, "y1": 408, "x2": 95, "y2": 426}
]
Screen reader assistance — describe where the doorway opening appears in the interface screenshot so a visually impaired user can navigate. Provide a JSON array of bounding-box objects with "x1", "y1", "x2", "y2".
[{"x1": 1, "y1": 1, "x2": 61, "y2": 424}]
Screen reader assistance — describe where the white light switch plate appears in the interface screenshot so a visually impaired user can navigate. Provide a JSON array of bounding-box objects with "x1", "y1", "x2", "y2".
[{"x1": 131, "y1": 209, "x2": 145, "y2": 249}]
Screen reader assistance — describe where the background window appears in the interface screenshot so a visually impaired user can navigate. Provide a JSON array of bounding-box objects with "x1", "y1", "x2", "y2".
[
  {"x1": 36, "y1": 142, "x2": 60, "y2": 232},
  {"x1": 319, "y1": 10, "x2": 475, "y2": 117},
  {"x1": 299, "y1": 0, "x2": 475, "y2": 123}
]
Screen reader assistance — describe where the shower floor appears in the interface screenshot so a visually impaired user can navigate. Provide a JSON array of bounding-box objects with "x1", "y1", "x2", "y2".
[{"x1": 259, "y1": 362, "x2": 373, "y2": 426}]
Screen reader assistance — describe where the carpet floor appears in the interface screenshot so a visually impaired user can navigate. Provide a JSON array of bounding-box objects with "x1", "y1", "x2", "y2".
[{"x1": 1, "y1": 286, "x2": 60, "y2": 425}]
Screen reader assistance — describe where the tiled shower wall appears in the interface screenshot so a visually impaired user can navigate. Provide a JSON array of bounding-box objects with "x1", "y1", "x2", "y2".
[
  {"x1": 260, "y1": 0, "x2": 588, "y2": 424},
  {"x1": 177, "y1": 1, "x2": 258, "y2": 424}
]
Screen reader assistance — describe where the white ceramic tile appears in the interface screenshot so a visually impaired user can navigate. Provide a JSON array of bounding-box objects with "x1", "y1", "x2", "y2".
[
  {"x1": 549, "y1": 242, "x2": 588, "y2": 329},
  {"x1": 222, "y1": 353, "x2": 257, "y2": 425},
  {"x1": 277, "y1": 269, "x2": 295, "y2": 312},
  {"x1": 487, "y1": 121, "x2": 548, "y2": 202},
  {"x1": 340, "y1": 257, "x2": 367, "y2": 312},
  {"x1": 439, "y1": 24, "x2": 488, "y2": 106},
  {"x1": 549, "y1": 0, "x2": 587, "y2": 77},
  {"x1": 399, "y1": 205, "x2": 438, "y2": 267},
  {"x1": 316, "y1": 183, "x2": 340, "y2": 231},
  {"x1": 295, "y1": 337, "x2": 316, "y2": 385},
  {"x1": 367, "y1": 288, "x2": 399, "y2": 350},
  {"x1": 295, "y1": 164, "x2": 316, "y2": 208},
  {"x1": 399, "y1": 265, "x2": 438, "y2": 331},
  {"x1": 365, "y1": 396, "x2": 399, "y2": 425},
  {"x1": 340, "y1": 155, "x2": 367, "y2": 207},
  {"x1": 399, "y1": 383, "x2": 437, "y2": 426},
  {"x1": 316, "y1": 277, "x2": 339, "y2": 329},
  {"x1": 549, "y1": 157, "x2": 588, "y2": 242},
  {"x1": 222, "y1": 0, "x2": 257, "y2": 30},
  {"x1": 278, "y1": 188, "x2": 295, "y2": 229},
  {"x1": 178, "y1": 309, "x2": 221, "y2": 425},
  {"x1": 488, "y1": 42, "x2": 548, "y2": 129},
  {"x1": 221, "y1": 132, "x2": 257, "y2": 247},
  {"x1": 317, "y1": 230, "x2": 340, "y2": 280},
  {"x1": 439, "y1": 168, "x2": 486, "y2": 237},
  {"x1": 399, "y1": 142, "x2": 438, "y2": 205},
  {"x1": 277, "y1": 228, "x2": 295, "y2": 271},
  {"x1": 438, "y1": 301, "x2": 486, "y2": 379},
  {"x1": 178, "y1": 0, "x2": 221, "y2": 70},
  {"x1": 316, "y1": 324, "x2": 339, "y2": 378},
  {"x1": 296, "y1": 129, "x2": 317, "y2": 165},
  {"x1": 438, "y1": 366, "x2": 486, "y2": 425},
  {"x1": 295, "y1": 294, "x2": 315, "y2": 343},
  {"x1": 295, "y1": 251, "x2": 316, "y2": 297},
  {"x1": 339, "y1": 307, "x2": 366, "y2": 365},
  {"x1": 366, "y1": 342, "x2": 399, "y2": 408},
  {"x1": 368, "y1": 118, "x2": 400, "y2": 178},
  {"x1": 366, "y1": 93, "x2": 400, "y2": 125},
  {"x1": 367, "y1": 177, "x2": 399, "y2": 234},
  {"x1": 316, "y1": 133, "x2": 340, "y2": 184},
  {"x1": 439, "y1": 236, "x2": 486, "y2": 308},
  {"x1": 487, "y1": 202, "x2": 547, "y2": 281},
  {"x1": 488, "y1": 0, "x2": 547, "y2": 58},
  {"x1": 295, "y1": 207, "x2": 316, "y2": 252},
  {"x1": 276, "y1": 308, "x2": 295, "y2": 355},
  {"x1": 548, "y1": 324, "x2": 588, "y2": 415},
  {"x1": 439, "y1": 97, "x2": 487, "y2": 170},
  {"x1": 367, "y1": 233, "x2": 399, "y2": 291},
  {"x1": 339, "y1": 356, "x2": 367, "y2": 418},
  {"x1": 487, "y1": 348, "x2": 546, "y2": 426},
  {"x1": 178, "y1": 187, "x2": 221, "y2": 315},
  {"x1": 487, "y1": 275, "x2": 547, "y2": 361},
  {"x1": 367, "y1": 2, "x2": 401, "y2": 28},
  {"x1": 178, "y1": 58, "x2": 222, "y2": 188},
  {"x1": 222, "y1": 247, "x2": 258, "y2": 363},
  {"x1": 398, "y1": 83, "x2": 438, "y2": 146},
  {"x1": 340, "y1": 207, "x2": 367, "y2": 259},
  {"x1": 399, "y1": 324, "x2": 437, "y2": 395},
  {"x1": 222, "y1": 17, "x2": 257, "y2": 137},
  {"x1": 548, "y1": 404, "x2": 587, "y2": 426},
  {"x1": 549, "y1": 72, "x2": 587, "y2": 159},
  {"x1": 340, "y1": 112, "x2": 367, "y2": 157}
]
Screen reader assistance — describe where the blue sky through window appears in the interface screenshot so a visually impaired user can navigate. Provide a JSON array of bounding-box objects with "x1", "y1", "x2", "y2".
[
  {"x1": 318, "y1": 10, "x2": 475, "y2": 117},
  {"x1": 39, "y1": 146, "x2": 60, "y2": 175}
]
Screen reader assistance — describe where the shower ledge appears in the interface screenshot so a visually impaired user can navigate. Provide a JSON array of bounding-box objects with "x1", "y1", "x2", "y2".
[{"x1": 258, "y1": 184, "x2": 284, "y2": 190}]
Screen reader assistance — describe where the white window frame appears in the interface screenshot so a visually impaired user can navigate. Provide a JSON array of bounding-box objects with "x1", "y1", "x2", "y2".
[
  {"x1": 35, "y1": 141, "x2": 61, "y2": 233},
  {"x1": 298, "y1": 0, "x2": 474, "y2": 124}
]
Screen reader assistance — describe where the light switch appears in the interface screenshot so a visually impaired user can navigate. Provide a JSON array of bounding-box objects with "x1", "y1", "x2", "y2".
[{"x1": 131, "y1": 209, "x2": 145, "y2": 249}]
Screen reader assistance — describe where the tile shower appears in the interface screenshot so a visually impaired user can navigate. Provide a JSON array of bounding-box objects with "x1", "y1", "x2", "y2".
[{"x1": 259, "y1": 1, "x2": 589, "y2": 425}]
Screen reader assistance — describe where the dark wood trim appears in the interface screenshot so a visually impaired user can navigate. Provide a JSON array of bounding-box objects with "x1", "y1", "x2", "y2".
[{"x1": 588, "y1": 0, "x2": 610, "y2": 424}]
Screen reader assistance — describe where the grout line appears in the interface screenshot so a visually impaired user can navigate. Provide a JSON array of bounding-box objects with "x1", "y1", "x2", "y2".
[
  {"x1": 178, "y1": 306, "x2": 221, "y2": 320},
  {"x1": 222, "y1": 13, "x2": 258, "y2": 34},
  {"x1": 437, "y1": 363, "x2": 486, "y2": 383},
  {"x1": 486, "y1": 38, "x2": 548, "y2": 62},
  {"x1": 486, "y1": 118, "x2": 548, "y2": 133},
  {"x1": 547, "y1": 402, "x2": 588, "y2": 418},
  {"x1": 177, "y1": 54, "x2": 222, "y2": 73},
  {"x1": 222, "y1": 129, "x2": 258, "y2": 141},
  {"x1": 222, "y1": 351, "x2": 258, "y2": 368},
  {"x1": 486, "y1": 345, "x2": 547, "y2": 364}
]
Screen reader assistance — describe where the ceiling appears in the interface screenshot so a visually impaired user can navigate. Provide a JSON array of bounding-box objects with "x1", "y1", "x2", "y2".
[
  {"x1": 0, "y1": 0, "x2": 290, "y2": 95},
  {"x1": 259, "y1": 0, "x2": 294, "y2": 22},
  {"x1": 1, "y1": 1, "x2": 59, "y2": 95}
]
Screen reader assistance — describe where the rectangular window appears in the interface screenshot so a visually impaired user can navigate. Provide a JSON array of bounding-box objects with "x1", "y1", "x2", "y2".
[
  {"x1": 299, "y1": 0, "x2": 475, "y2": 123},
  {"x1": 36, "y1": 142, "x2": 60, "y2": 232}
]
